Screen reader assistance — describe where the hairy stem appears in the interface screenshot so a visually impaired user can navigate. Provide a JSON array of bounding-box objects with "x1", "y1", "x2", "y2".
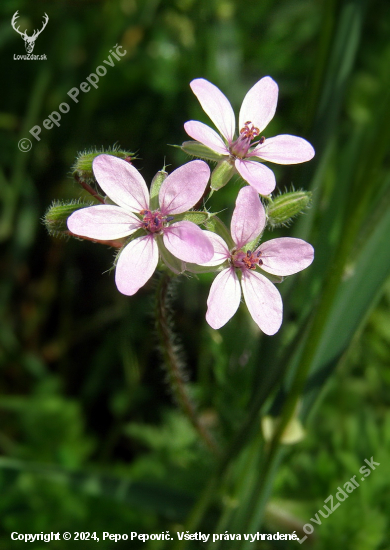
[
  {"x1": 74, "y1": 173, "x2": 105, "y2": 204},
  {"x1": 155, "y1": 272, "x2": 220, "y2": 456}
]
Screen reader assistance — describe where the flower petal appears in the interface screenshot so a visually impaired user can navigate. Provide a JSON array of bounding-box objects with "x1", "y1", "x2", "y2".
[
  {"x1": 67, "y1": 205, "x2": 140, "y2": 240},
  {"x1": 190, "y1": 78, "x2": 235, "y2": 142},
  {"x1": 231, "y1": 186, "x2": 266, "y2": 249},
  {"x1": 163, "y1": 221, "x2": 214, "y2": 263},
  {"x1": 199, "y1": 231, "x2": 230, "y2": 266},
  {"x1": 257, "y1": 237, "x2": 314, "y2": 276},
  {"x1": 115, "y1": 234, "x2": 158, "y2": 296},
  {"x1": 252, "y1": 135, "x2": 315, "y2": 165},
  {"x1": 235, "y1": 159, "x2": 276, "y2": 195},
  {"x1": 206, "y1": 268, "x2": 241, "y2": 329},
  {"x1": 239, "y1": 76, "x2": 279, "y2": 133},
  {"x1": 184, "y1": 121, "x2": 229, "y2": 155},
  {"x1": 93, "y1": 154, "x2": 149, "y2": 212},
  {"x1": 241, "y1": 270, "x2": 282, "y2": 335},
  {"x1": 159, "y1": 160, "x2": 210, "y2": 215}
]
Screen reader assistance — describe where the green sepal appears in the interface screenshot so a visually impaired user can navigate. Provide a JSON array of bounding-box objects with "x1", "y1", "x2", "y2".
[
  {"x1": 258, "y1": 269, "x2": 284, "y2": 284},
  {"x1": 150, "y1": 170, "x2": 168, "y2": 210},
  {"x1": 211, "y1": 160, "x2": 235, "y2": 191},
  {"x1": 172, "y1": 210, "x2": 210, "y2": 225},
  {"x1": 267, "y1": 190, "x2": 312, "y2": 228},
  {"x1": 243, "y1": 235, "x2": 262, "y2": 253},
  {"x1": 181, "y1": 141, "x2": 225, "y2": 162},
  {"x1": 155, "y1": 235, "x2": 186, "y2": 275},
  {"x1": 184, "y1": 262, "x2": 228, "y2": 274},
  {"x1": 43, "y1": 200, "x2": 92, "y2": 237},
  {"x1": 204, "y1": 215, "x2": 234, "y2": 249},
  {"x1": 72, "y1": 145, "x2": 135, "y2": 183}
]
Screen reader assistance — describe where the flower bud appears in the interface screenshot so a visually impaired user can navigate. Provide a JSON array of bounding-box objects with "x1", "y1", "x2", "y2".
[
  {"x1": 210, "y1": 160, "x2": 235, "y2": 191},
  {"x1": 72, "y1": 147, "x2": 135, "y2": 183},
  {"x1": 43, "y1": 200, "x2": 92, "y2": 236},
  {"x1": 181, "y1": 140, "x2": 225, "y2": 162},
  {"x1": 267, "y1": 190, "x2": 312, "y2": 228}
]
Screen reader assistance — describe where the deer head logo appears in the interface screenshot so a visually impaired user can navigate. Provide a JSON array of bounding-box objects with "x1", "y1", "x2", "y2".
[{"x1": 11, "y1": 11, "x2": 49, "y2": 54}]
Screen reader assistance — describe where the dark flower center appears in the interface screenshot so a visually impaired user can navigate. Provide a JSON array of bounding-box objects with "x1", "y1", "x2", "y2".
[
  {"x1": 140, "y1": 209, "x2": 173, "y2": 233},
  {"x1": 231, "y1": 248, "x2": 263, "y2": 270}
]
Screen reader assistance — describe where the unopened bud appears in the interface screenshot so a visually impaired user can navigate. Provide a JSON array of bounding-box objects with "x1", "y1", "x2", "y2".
[
  {"x1": 267, "y1": 190, "x2": 312, "y2": 228},
  {"x1": 181, "y1": 140, "x2": 225, "y2": 162},
  {"x1": 72, "y1": 147, "x2": 135, "y2": 182},
  {"x1": 43, "y1": 201, "x2": 91, "y2": 236},
  {"x1": 211, "y1": 160, "x2": 235, "y2": 191}
]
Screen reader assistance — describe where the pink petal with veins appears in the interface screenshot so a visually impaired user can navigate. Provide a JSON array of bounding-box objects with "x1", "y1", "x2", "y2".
[
  {"x1": 241, "y1": 270, "x2": 283, "y2": 335},
  {"x1": 257, "y1": 238, "x2": 314, "y2": 276},
  {"x1": 115, "y1": 235, "x2": 158, "y2": 296},
  {"x1": 252, "y1": 135, "x2": 315, "y2": 165},
  {"x1": 199, "y1": 231, "x2": 230, "y2": 266},
  {"x1": 163, "y1": 221, "x2": 213, "y2": 263},
  {"x1": 93, "y1": 154, "x2": 149, "y2": 212},
  {"x1": 159, "y1": 161, "x2": 210, "y2": 215},
  {"x1": 239, "y1": 76, "x2": 279, "y2": 134},
  {"x1": 190, "y1": 78, "x2": 235, "y2": 142},
  {"x1": 235, "y1": 159, "x2": 276, "y2": 195},
  {"x1": 67, "y1": 205, "x2": 140, "y2": 240},
  {"x1": 184, "y1": 121, "x2": 229, "y2": 155},
  {"x1": 231, "y1": 186, "x2": 266, "y2": 248},
  {"x1": 206, "y1": 268, "x2": 241, "y2": 329}
]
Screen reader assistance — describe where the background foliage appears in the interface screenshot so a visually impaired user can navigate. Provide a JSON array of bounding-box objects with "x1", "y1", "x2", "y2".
[{"x1": 1, "y1": 0, "x2": 390, "y2": 548}]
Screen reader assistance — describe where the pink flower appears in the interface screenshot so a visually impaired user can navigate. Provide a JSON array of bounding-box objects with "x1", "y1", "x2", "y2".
[
  {"x1": 184, "y1": 77, "x2": 315, "y2": 196},
  {"x1": 203, "y1": 186, "x2": 314, "y2": 334},
  {"x1": 67, "y1": 155, "x2": 214, "y2": 296}
]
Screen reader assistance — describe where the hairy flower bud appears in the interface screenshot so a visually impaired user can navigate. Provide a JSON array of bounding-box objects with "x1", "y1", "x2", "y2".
[
  {"x1": 267, "y1": 190, "x2": 312, "y2": 228},
  {"x1": 43, "y1": 200, "x2": 92, "y2": 237},
  {"x1": 72, "y1": 147, "x2": 135, "y2": 183}
]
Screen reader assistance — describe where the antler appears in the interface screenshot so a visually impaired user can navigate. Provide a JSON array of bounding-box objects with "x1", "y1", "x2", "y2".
[
  {"x1": 11, "y1": 11, "x2": 26, "y2": 37},
  {"x1": 31, "y1": 13, "x2": 49, "y2": 39}
]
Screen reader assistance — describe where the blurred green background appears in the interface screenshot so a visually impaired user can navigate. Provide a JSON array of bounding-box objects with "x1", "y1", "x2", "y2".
[{"x1": 1, "y1": 0, "x2": 390, "y2": 548}]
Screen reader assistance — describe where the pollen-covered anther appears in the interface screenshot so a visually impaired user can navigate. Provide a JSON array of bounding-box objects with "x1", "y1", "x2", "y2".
[{"x1": 239, "y1": 121, "x2": 260, "y2": 141}]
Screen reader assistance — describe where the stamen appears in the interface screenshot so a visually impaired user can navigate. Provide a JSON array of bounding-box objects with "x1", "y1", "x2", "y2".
[
  {"x1": 239, "y1": 121, "x2": 260, "y2": 141},
  {"x1": 231, "y1": 248, "x2": 263, "y2": 271}
]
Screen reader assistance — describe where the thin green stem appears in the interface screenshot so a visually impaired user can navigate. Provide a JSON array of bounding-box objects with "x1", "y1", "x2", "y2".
[{"x1": 155, "y1": 272, "x2": 220, "y2": 456}]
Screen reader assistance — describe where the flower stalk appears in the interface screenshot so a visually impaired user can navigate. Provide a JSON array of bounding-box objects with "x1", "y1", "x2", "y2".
[{"x1": 154, "y1": 272, "x2": 220, "y2": 456}]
